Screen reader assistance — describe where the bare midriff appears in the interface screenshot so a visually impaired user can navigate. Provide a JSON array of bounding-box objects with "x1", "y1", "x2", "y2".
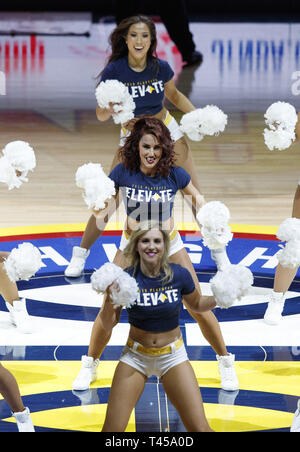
[{"x1": 129, "y1": 324, "x2": 182, "y2": 348}]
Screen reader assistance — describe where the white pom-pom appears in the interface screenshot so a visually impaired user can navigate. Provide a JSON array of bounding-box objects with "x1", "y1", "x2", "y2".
[
  {"x1": 91, "y1": 263, "x2": 123, "y2": 293},
  {"x1": 112, "y1": 99, "x2": 136, "y2": 125},
  {"x1": 201, "y1": 225, "x2": 233, "y2": 250},
  {"x1": 83, "y1": 178, "x2": 115, "y2": 210},
  {"x1": 0, "y1": 140, "x2": 36, "y2": 188},
  {"x1": 277, "y1": 241, "x2": 300, "y2": 268},
  {"x1": 2, "y1": 141, "x2": 36, "y2": 178},
  {"x1": 109, "y1": 271, "x2": 139, "y2": 308},
  {"x1": 198, "y1": 105, "x2": 228, "y2": 135},
  {"x1": 210, "y1": 265, "x2": 254, "y2": 309},
  {"x1": 95, "y1": 80, "x2": 128, "y2": 108},
  {"x1": 263, "y1": 128, "x2": 295, "y2": 151},
  {"x1": 197, "y1": 201, "x2": 233, "y2": 249},
  {"x1": 75, "y1": 163, "x2": 116, "y2": 210},
  {"x1": 210, "y1": 248, "x2": 231, "y2": 271},
  {"x1": 3, "y1": 242, "x2": 42, "y2": 282},
  {"x1": 275, "y1": 217, "x2": 300, "y2": 268},
  {"x1": 76, "y1": 163, "x2": 103, "y2": 188},
  {"x1": 91, "y1": 263, "x2": 138, "y2": 308},
  {"x1": 180, "y1": 106, "x2": 227, "y2": 141},
  {"x1": 197, "y1": 201, "x2": 230, "y2": 228},
  {"x1": 263, "y1": 102, "x2": 297, "y2": 151},
  {"x1": 180, "y1": 110, "x2": 204, "y2": 141},
  {"x1": 264, "y1": 102, "x2": 298, "y2": 131},
  {"x1": 95, "y1": 80, "x2": 135, "y2": 124},
  {"x1": 0, "y1": 156, "x2": 22, "y2": 190},
  {"x1": 276, "y1": 218, "x2": 300, "y2": 242}
]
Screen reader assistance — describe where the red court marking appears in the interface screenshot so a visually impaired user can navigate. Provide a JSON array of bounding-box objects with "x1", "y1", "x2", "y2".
[{"x1": 0, "y1": 230, "x2": 279, "y2": 242}]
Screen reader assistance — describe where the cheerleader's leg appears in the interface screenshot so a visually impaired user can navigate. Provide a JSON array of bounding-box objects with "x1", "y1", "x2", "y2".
[{"x1": 264, "y1": 183, "x2": 300, "y2": 325}]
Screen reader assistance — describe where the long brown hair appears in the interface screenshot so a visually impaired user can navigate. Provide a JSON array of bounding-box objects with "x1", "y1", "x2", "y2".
[
  {"x1": 119, "y1": 117, "x2": 176, "y2": 178},
  {"x1": 123, "y1": 221, "x2": 173, "y2": 284},
  {"x1": 98, "y1": 15, "x2": 159, "y2": 80}
]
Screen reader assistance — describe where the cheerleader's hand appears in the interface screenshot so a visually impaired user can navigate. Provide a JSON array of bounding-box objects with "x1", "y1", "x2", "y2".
[
  {"x1": 92, "y1": 200, "x2": 109, "y2": 217},
  {"x1": 107, "y1": 281, "x2": 120, "y2": 296},
  {"x1": 108, "y1": 102, "x2": 122, "y2": 115},
  {"x1": 123, "y1": 118, "x2": 138, "y2": 130}
]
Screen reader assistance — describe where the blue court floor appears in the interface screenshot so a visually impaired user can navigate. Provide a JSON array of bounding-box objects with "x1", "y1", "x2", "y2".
[{"x1": 0, "y1": 229, "x2": 300, "y2": 432}]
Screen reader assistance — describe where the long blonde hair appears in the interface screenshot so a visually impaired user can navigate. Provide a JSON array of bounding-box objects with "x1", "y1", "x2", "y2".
[{"x1": 123, "y1": 221, "x2": 173, "y2": 284}]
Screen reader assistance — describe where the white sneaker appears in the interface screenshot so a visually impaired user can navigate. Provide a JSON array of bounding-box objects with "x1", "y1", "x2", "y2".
[
  {"x1": 264, "y1": 291, "x2": 285, "y2": 325},
  {"x1": 6, "y1": 299, "x2": 33, "y2": 334},
  {"x1": 64, "y1": 246, "x2": 90, "y2": 277},
  {"x1": 12, "y1": 407, "x2": 35, "y2": 432},
  {"x1": 72, "y1": 355, "x2": 99, "y2": 391},
  {"x1": 291, "y1": 399, "x2": 300, "y2": 432},
  {"x1": 217, "y1": 353, "x2": 239, "y2": 391}
]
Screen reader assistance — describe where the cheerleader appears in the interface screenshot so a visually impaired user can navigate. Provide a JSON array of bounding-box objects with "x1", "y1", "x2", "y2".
[
  {"x1": 263, "y1": 107, "x2": 300, "y2": 324},
  {"x1": 0, "y1": 140, "x2": 40, "y2": 432},
  {"x1": 65, "y1": 14, "x2": 226, "y2": 279},
  {"x1": 99, "y1": 223, "x2": 214, "y2": 432}
]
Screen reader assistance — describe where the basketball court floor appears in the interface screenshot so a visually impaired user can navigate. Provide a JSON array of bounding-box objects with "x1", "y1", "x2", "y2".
[{"x1": 0, "y1": 15, "x2": 300, "y2": 432}]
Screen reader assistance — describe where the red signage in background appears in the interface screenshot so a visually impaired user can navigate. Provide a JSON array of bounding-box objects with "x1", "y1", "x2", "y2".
[{"x1": 0, "y1": 35, "x2": 45, "y2": 75}]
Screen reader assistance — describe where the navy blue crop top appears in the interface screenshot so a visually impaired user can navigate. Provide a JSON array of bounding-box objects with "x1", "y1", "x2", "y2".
[
  {"x1": 109, "y1": 163, "x2": 191, "y2": 222},
  {"x1": 125, "y1": 263, "x2": 196, "y2": 332},
  {"x1": 100, "y1": 57, "x2": 174, "y2": 116}
]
